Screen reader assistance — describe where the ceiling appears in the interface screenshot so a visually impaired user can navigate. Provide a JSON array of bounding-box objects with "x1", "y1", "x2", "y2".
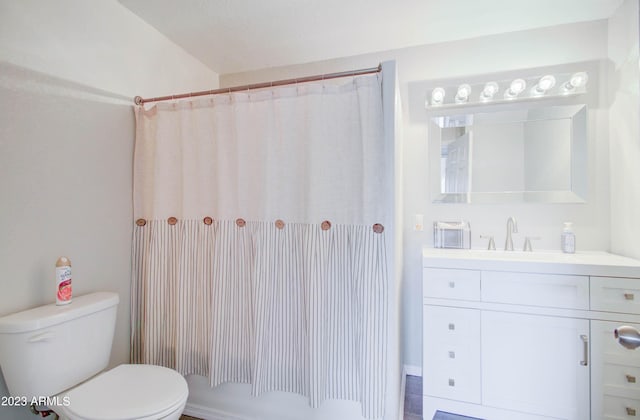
[{"x1": 119, "y1": 0, "x2": 623, "y2": 75}]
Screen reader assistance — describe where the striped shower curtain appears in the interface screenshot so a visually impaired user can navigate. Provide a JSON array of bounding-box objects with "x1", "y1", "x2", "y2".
[{"x1": 131, "y1": 74, "x2": 388, "y2": 419}]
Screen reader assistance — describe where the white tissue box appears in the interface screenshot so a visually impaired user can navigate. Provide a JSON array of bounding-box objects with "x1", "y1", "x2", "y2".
[{"x1": 433, "y1": 221, "x2": 471, "y2": 249}]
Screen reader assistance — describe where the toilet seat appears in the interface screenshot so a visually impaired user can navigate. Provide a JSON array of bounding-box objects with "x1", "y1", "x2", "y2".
[{"x1": 56, "y1": 364, "x2": 188, "y2": 420}]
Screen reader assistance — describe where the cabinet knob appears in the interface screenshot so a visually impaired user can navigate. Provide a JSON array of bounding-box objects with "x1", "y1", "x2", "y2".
[
  {"x1": 627, "y1": 374, "x2": 637, "y2": 384},
  {"x1": 448, "y1": 323, "x2": 455, "y2": 331},
  {"x1": 448, "y1": 378, "x2": 455, "y2": 387},
  {"x1": 448, "y1": 281, "x2": 455, "y2": 288},
  {"x1": 448, "y1": 351, "x2": 456, "y2": 359},
  {"x1": 626, "y1": 407, "x2": 636, "y2": 416},
  {"x1": 624, "y1": 293, "x2": 635, "y2": 301}
]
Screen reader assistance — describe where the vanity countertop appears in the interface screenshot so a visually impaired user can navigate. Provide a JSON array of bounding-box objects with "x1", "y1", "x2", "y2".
[{"x1": 423, "y1": 248, "x2": 640, "y2": 278}]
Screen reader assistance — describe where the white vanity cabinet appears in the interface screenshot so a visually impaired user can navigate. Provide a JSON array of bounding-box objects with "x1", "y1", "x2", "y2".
[{"x1": 422, "y1": 249, "x2": 640, "y2": 420}]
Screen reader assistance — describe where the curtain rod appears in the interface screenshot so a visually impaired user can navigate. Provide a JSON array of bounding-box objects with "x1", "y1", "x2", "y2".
[{"x1": 133, "y1": 64, "x2": 381, "y2": 105}]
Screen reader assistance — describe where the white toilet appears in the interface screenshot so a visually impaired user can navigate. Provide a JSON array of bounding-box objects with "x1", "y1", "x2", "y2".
[{"x1": 0, "y1": 292, "x2": 188, "y2": 420}]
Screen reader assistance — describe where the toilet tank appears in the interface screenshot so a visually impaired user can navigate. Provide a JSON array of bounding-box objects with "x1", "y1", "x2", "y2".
[{"x1": 0, "y1": 292, "x2": 119, "y2": 399}]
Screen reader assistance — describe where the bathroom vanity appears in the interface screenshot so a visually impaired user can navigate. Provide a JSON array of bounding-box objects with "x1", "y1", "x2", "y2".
[{"x1": 422, "y1": 248, "x2": 640, "y2": 420}]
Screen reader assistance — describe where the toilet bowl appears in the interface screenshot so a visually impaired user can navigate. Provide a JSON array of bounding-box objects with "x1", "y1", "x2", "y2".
[
  {"x1": 55, "y1": 364, "x2": 188, "y2": 420},
  {"x1": 0, "y1": 292, "x2": 189, "y2": 420}
]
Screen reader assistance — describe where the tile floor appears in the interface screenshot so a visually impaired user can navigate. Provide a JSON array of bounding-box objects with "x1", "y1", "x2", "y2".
[
  {"x1": 404, "y1": 374, "x2": 423, "y2": 420},
  {"x1": 180, "y1": 375, "x2": 424, "y2": 420}
]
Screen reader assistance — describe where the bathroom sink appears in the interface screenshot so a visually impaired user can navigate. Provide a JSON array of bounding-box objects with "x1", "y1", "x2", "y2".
[
  {"x1": 462, "y1": 249, "x2": 592, "y2": 263},
  {"x1": 422, "y1": 248, "x2": 640, "y2": 277}
]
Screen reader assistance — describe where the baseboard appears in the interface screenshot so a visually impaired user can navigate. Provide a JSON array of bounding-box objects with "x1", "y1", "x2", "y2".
[{"x1": 404, "y1": 364, "x2": 422, "y2": 377}]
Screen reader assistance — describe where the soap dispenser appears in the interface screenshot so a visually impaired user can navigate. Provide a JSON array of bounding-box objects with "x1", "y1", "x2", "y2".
[{"x1": 561, "y1": 222, "x2": 576, "y2": 254}]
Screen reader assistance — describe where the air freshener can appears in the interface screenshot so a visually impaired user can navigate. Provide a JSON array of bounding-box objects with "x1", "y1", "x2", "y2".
[{"x1": 55, "y1": 256, "x2": 72, "y2": 305}]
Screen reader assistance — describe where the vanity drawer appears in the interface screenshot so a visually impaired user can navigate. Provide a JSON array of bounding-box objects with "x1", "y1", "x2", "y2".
[
  {"x1": 591, "y1": 277, "x2": 640, "y2": 314},
  {"x1": 423, "y1": 305, "x2": 481, "y2": 403},
  {"x1": 481, "y1": 271, "x2": 589, "y2": 310},
  {"x1": 423, "y1": 268, "x2": 480, "y2": 301},
  {"x1": 603, "y1": 363, "x2": 640, "y2": 396},
  {"x1": 422, "y1": 352, "x2": 481, "y2": 404},
  {"x1": 603, "y1": 395, "x2": 640, "y2": 419},
  {"x1": 423, "y1": 305, "x2": 480, "y2": 344},
  {"x1": 598, "y1": 322, "x2": 640, "y2": 367}
]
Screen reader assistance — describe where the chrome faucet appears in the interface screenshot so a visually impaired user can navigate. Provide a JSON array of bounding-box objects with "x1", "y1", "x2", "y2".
[{"x1": 505, "y1": 216, "x2": 518, "y2": 251}]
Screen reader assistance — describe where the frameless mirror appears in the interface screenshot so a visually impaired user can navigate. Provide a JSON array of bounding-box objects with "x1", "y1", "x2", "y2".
[{"x1": 429, "y1": 104, "x2": 587, "y2": 203}]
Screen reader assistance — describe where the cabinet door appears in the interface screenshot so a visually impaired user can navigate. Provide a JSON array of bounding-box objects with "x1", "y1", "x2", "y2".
[{"x1": 481, "y1": 311, "x2": 590, "y2": 420}]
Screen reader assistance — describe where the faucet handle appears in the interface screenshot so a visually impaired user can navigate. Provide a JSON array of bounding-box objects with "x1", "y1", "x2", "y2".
[
  {"x1": 480, "y1": 235, "x2": 496, "y2": 250},
  {"x1": 523, "y1": 236, "x2": 541, "y2": 252}
]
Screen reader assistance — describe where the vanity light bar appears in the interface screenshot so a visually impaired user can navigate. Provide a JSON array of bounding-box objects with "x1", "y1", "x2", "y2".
[{"x1": 426, "y1": 71, "x2": 588, "y2": 108}]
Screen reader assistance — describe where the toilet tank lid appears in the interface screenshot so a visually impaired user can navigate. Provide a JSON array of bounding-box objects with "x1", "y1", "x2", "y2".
[{"x1": 0, "y1": 292, "x2": 119, "y2": 334}]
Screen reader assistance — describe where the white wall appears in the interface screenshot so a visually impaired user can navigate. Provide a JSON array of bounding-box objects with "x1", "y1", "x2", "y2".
[
  {"x1": 0, "y1": 1, "x2": 218, "y2": 418},
  {"x1": 221, "y1": 20, "x2": 612, "y2": 368},
  {"x1": 609, "y1": 0, "x2": 640, "y2": 260},
  {"x1": 0, "y1": 0, "x2": 217, "y2": 98}
]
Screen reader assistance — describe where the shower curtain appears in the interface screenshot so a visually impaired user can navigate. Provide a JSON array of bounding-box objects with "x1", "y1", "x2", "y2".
[{"x1": 131, "y1": 74, "x2": 388, "y2": 419}]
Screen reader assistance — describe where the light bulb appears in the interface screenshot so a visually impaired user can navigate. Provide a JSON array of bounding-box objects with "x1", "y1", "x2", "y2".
[
  {"x1": 562, "y1": 72, "x2": 589, "y2": 93},
  {"x1": 455, "y1": 84, "x2": 471, "y2": 104},
  {"x1": 532, "y1": 75, "x2": 556, "y2": 96},
  {"x1": 569, "y1": 72, "x2": 588, "y2": 88},
  {"x1": 538, "y1": 75, "x2": 556, "y2": 91},
  {"x1": 504, "y1": 78, "x2": 526, "y2": 99},
  {"x1": 480, "y1": 82, "x2": 499, "y2": 101},
  {"x1": 510, "y1": 79, "x2": 526, "y2": 94},
  {"x1": 431, "y1": 87, "x2": 445, "y2": 106}
]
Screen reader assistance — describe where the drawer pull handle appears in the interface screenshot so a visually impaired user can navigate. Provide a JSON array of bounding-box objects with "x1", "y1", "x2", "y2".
[
  {"x1": 448, "y1": 323, "x2": 455, "y2": 331},
  {"x1": 627, "y1": 374, "x2": 637, "y2": 384},
  {"x1": 448, "y1": 281, "x2": 455, "y2": 288},
  {"x1": 626, "y1": 407, "x2": 636, "y2": 416},
  {"x1": 448, "y1": 378, "x2": 455, "y2": 387},
  {"x1": 580, "y1": 335, "x2": 588, "y2": 366},
  {"x1": 448, "y1": 351, "x2": 455, "y2": 359},
  {"x1": 625, "y1": 293, "x2": 635, "y2": 301}
]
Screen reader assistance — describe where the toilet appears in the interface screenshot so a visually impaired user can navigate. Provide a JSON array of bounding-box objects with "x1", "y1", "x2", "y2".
[{"x1": 0, "y1": 292, "x2": 188, "y2": 420}]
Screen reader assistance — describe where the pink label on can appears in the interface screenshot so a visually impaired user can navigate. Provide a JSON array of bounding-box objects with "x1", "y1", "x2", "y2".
[{"x1": 56, "y1": 266, "x2": 72, "y2": 304}]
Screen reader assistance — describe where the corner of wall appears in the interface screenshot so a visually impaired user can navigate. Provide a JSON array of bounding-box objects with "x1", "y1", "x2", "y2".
[{"x1": 607, "y1": 0, "x2": 640, "y2": 259}]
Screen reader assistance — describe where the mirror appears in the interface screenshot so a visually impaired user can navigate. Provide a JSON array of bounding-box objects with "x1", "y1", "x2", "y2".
[{"x1": 429, "y1": 104, "x2": 587, "y2": 203}]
